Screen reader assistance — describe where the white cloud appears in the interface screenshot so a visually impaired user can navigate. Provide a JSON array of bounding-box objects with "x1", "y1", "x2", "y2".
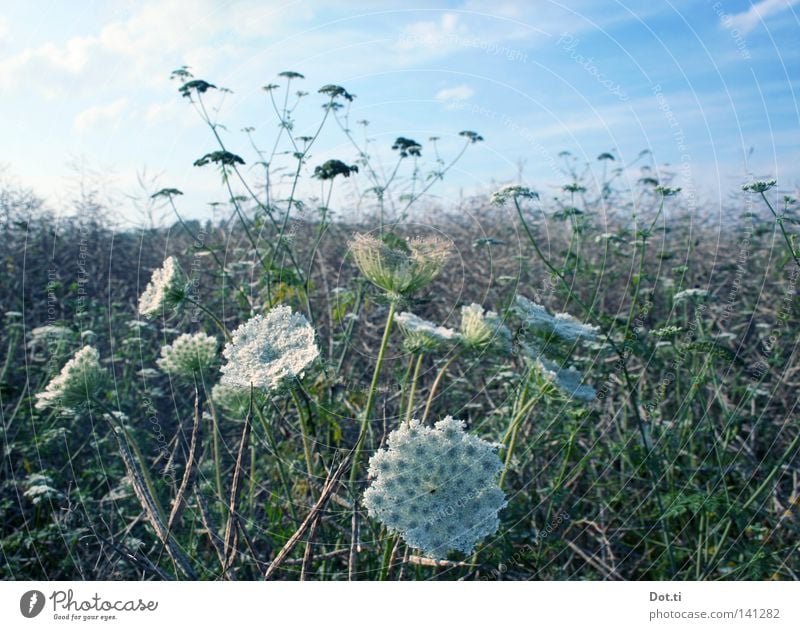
[
  {"x1": 727, "y1": 0, "x2": 800, "y2": 33},
  {"x1": 435, "y1": 84, "x2": 475, "y2": 102},
  {"x1": 0, "y1": 0, "x2": 309, "y2": 95},
  {"x1": 74, "y1": 98, "x2": 128, "y2": 131},
  {"x1": 0, "y1": 15, "x2": 8, "y2": 40}
]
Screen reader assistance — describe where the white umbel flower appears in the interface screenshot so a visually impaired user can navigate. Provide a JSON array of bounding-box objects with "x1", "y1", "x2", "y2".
[
  {"x1": 363, "y1": 416, "x2": 507, "y2": 560},
  {"x1": 219, "y1": 306, "x2": 319, "y2": 391},
  {"x1": 536, "y1": 357, "x2": 596, "y2": 402},
  {"x1": 673, "y1": 288, "x2": 709, "y2": 303},
  {"x1": 514, "y1": 295, "x2": 598, "y2": 342},
  {"x1": 350, "y1": 233, "x2": 451, "y2": 299},
  {"x1": 394, "y1": 311, "x2": 461, "y2": 353},
  {"x1": 459, "y1": 303, "x2": 512, "y2": 352},
  {"x1": 35, "y1": 346, "x2": 107, "y2": 411},
  {"x1": 157, "y1": 332, "x2": 217, "y2": 378},
  {"x1": 490, "y1": 184, "x2": 538, "y2": 205},
  {"x1": 138, "y1": 256, "x2": 184, "y2": 317},
  {"x1": 30, "y1": 325, "x2": 72, "y2": 340}
]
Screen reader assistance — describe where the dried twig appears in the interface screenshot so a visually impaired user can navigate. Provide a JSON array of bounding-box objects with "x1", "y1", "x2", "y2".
[
  {"x1": 168, "y1": 384, "x2": 203, "y2": 530},
  {"x1": 265, "y1": 447, "x2": 354, "y2": 580},
  {"x1": 223, "y1": 407, "x2": 252, "y2": 570},
  {"x1": 109, "y1": 424, "x2": 197, "y2": 579},
  {"x1": 194, "y1": 489, "x2": 231, "y2": 579}
]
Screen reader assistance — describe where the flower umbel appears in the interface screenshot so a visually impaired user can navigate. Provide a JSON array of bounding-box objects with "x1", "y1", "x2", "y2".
[
  {"x1": 363, "y1": 416, "x2": 506, "y2": 559},
  {"x1": 138, "y1": 256, "x2": 185, "y2": 317},
  {"x1": 459, "y1": 303, "x2": 512, "y2": 353},
  {"x1": 349, "y1": 233, "x2": 451, "y2": 299},
  {"x1": 673, "y1": 288, "x2": 709, "y2": 303},
  {"x1": 157, "y1": 332, "x2": 217, "y2": 378},
  {"x1": 514, "y1": 295, "x2": 599, "y2": 342},
  {"x1": 220, "y1": 306, "x2": 319, "y2": 391},
  {"x1": 534, "y1": 356, "x2": 596, "y2": 402},
  {"x1": 394, "y1": 311, "x2": 461, "y2": 353},
  {"x1": 490, "y1": 185, "x2": 539, "y2": 206},
  {"x1": 35, "y1": 346, "x2": 107, "y2": 412}
]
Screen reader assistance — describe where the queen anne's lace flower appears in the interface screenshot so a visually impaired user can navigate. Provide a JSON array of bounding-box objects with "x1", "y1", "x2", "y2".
[
  {"x1": 535, "y1": 357, "x2": 596, "y2": 401},
  {"x1": 459, "y1": 303, "x2": 512, "y2": 352},
  {"x1": 490, "y1": 185, "x2": 539, "y2": 205},
  {"x1": 514, "y1": 295, "x2": 598, "y2": 342},
  {"x1": 35, "y1": 346, "x2": 107, "y2": 411},
  {"x1": 350, "y1": 233, "x2": 451, "y2": 299},
  {"x1": 673, "y1": 288, "x2": 709, "y2": 303},
  {"x1": 157, "y1": 332, "x2": 217, "y2": 378},
  {"x1": 394, "y1": 311, "x2": 461, "y2": 353},
  {"x1": 363, "y1": 416, "x2": 507, "y2": 559},
  {"x1": 138, "y1": 256, "x2": 185, "y2": 317},
  {"x1": 220, "y1": 306, "x2": 319, "y2": 391},
  {"x1": 30, "y1": 325, "x2": 72, "y2": 340}
]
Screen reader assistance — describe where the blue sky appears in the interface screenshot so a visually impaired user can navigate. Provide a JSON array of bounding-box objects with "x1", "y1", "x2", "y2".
[{"x1": 1, "y1": 0, "x2": 798, "y2": 224}]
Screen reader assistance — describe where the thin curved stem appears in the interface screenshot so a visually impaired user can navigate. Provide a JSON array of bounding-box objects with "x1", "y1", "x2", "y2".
[
  {"x1": 184, "y1": 296, "x2": 231, "y2": 342},
  {"x1": 421, "y1": 353, "x2": 458, "y2": 424},
  {"x1": 759, "y1": 191, "x2": 800, "y2": 268},
  {"x1": 349, "y1": 300, "x2": 397, "y2": 484},
  {"x1": 405, "y1": 353, "x2": 424, "y2": 426}
]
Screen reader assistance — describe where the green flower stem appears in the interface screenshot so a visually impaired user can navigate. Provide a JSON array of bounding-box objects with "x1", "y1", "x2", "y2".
[
  {"x1": 514, "y1": 194, "x2": 677, "y2": 575},
  {"x1": 623, "y1": 194, "x2": 666, "y2": 337},
  {"x1": 378, "y1": 532, "x2": 398, "y2": 581},
  {"x1": 291, "y1": 387, "x2": 316, "y2": 481},
  {"x1": 205, "y1": 395, "x2": 226, "y2": 511},
  {"x1": 404, "y1": 353, "x2": 424, "y2": 426},
  {"x1": 184, "y1": 296, "x2": 231, "y2": 342},
  {"x1": 254, "y1": 402, "x2": 299, "y2": 524},
  {"x1": 499, "y1": 391, "x2": 543, "y2": 489},
  {"x1": 420, "y1": 353, "x2": 458, "y2": 424},
  {"x1": 759, "y1": 191, "x2": 800, "y2": 268},
  {"x1": 350, "y1": 300, "x2": 397, "y2": 485},
  {"x1": 742, "y1": 429, "x2": 800, "y2": 511},
  {"x1": 398, "y1": 353, "x2": 415, "y2": 415}
]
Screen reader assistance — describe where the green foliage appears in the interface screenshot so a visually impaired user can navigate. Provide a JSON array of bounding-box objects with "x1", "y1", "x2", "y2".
[{"x1": 1, "y1": 69, "x2": 798, "y2": 582}]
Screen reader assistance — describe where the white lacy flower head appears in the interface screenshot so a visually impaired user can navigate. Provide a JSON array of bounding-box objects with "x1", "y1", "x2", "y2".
[
  {"x1": 30, "y1": 325, "x2": 72, "y2": 340},
  {"x1": 138, "y1": 256, "x2": 185, "y2": 318},
  {"x1": 157, "y1": 332, "x2": 217, "y2": 378},
  {"x1": 28, "y1": 326, "x2": 73, "y2": 357},
  {"x1": 35, "y1": 346, "x2": 107, "y2": 412},
  {"x1": 459, "y1": 303, "x2": 512, "y2": 353},
  {"x1": 363, "y1": 416, "x2": 507, "y2": 560},
  {"x1": 394, "y1": 311, "x2": 461, "y2": 353},
  {"x1": 220, "y1": 306, "x2": 320, "y2": 391},
  {"x1": 349, "y1": 233, "x2": 451, "y2": 299},
  {"x1": 535, "y1": 357, "x2": 596, "y2": 402},
  {"x1": 490, "y1": 185, "x2": 539, "y2": 206},
  {"x1": 673, "y1": 288, "x2": 709, "y2": 303},
  {"x1": 514, "y1": 295, "x2": 599, "y2": 342}
]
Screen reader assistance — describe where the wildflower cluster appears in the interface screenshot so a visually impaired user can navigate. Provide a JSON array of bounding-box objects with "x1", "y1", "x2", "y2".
[
  {"x1": 349, "y1": 233, "x2": 451, "y2": 300},
  {"x1": 35, "y1": 346, "x2": 107, "y2": 412},
  {"x1": 534, "y1": 356, "x2": 597, "y2": 402},
  {"x1": 459, "y1": 303, "x2": 512, "y2": 353},
  {"x1": 514, "y1": 295, "x2": 597, "y2": 402},
  {"x1": 490, "y1": 185, "x2": 539, "y2": 206},
  {"x1": 220, "y1": 306, "x2": 319, "y2": 391},
  {"x1": 514, "y1": 295, "x2": 598, "y2": 342},
  {"x1": 138, "y1": 256, "x2": 186, "y2": 317},
  {"x1": 673, "y1": 288, "x2": 710, "y2": 303},
  {"x1": 363, "y1": 417, "x2": 506, "y2": 559},
  {"x1": 157, "y1": 332, "x2": 217, "y2": 378},
  {"x1": 394, "y1": 311, "x2": 460, "y2": 353}
]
